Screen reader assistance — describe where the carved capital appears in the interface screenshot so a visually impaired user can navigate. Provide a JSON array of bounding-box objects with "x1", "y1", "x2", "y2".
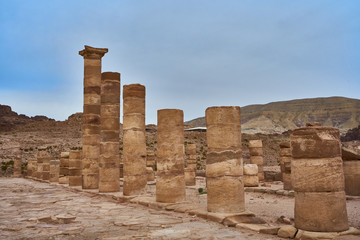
[{"x1": 79, "y1": 45, "x2": 108, "y2": 59}]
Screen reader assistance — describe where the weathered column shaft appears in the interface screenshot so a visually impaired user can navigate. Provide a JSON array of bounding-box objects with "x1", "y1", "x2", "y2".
[
  {"x1": 243, "y1": 164, "x2": 259, "y2": 187},
  {"x1": 13, "y1": 157, "x2": 22, "y2": 178},
  {"x1": 59, "y1": 152, "x2": 69, "y2": 184},
  {"x1": 37, "y1": 151, "x2": 51, "y2": 181},
  {"x1": 31, "y1": 159, "x2": 38, "y2": 178},
  {"x1": 122, "y1": 84, "x2": 147, "y2": 195},
  {"x1": 291, "y1": 124, "x2": 348, "y2": 232},
  {"x1": 206, "y1": 106, "x2": 244, "y2": 213},
  {"x1": 185, "y1": 143, "x2": 197, "y2": 186},
  {"x1": 69, "y1": 150, "x2": 82, "y2": 186},
  {"x1": 249, "y1": 140, "x2": 264, "y2": 181},
  {"x1": 156, "y1": 109, "x2": 186, "y2": 203},
  {"x1": 49, "y1": 160, "x2": 60, "y2": 182},
  {"x1": 27, "y1": 158, "x2": 37, "y2": 177},
  {"x1": 280, "y1": 142, "x2": 292, "y2": 190},
  {"x1": 146, "y1": 151, "x2": 156, "y2": 170},
  {"x1": 79, "y1": 45, "x2": 108, "y2": 189},
  {"x1": 99, "y1": 72, "x2": 120, "y2": 192}
]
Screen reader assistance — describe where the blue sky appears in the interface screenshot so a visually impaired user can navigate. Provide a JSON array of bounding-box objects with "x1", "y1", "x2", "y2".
[{"x1": 0, "y1": 0, "x2": 359, "y2": 123}]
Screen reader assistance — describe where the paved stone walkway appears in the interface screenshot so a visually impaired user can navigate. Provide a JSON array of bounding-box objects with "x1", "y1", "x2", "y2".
[{"x1": 0, "y1": 178, "x2": 279, "y2": 240}]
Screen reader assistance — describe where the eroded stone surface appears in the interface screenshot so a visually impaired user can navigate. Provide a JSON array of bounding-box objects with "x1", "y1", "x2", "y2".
[
  {"x1": 206, "y1": 106, "x2": 244, "y2": 213},
  {"x1": 0, "y1": 178, "x2": 281, "y2": 240}
]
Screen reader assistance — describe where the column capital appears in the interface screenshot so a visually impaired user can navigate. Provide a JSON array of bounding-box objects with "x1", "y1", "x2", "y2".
[{"x1": 79, "y1": 45, "x2": 108, "y2": 59}]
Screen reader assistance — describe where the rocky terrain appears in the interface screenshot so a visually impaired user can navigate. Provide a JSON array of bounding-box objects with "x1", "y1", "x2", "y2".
[
  {"x1": 1, "y1": 97, "x2": 359, "y2": 176},
  {"x1": 186, "y1": 96, "x2": 360, "y2": 135}
]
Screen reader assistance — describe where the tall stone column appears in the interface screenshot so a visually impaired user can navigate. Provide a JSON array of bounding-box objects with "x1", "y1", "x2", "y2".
[
  {"x1": 13, "y1": 157, "x2": 22, "y2": 178},
  {"x1": 279, "y1": 142, "x2": 292, "y2": 190},
  {"x1": 249, "y1": 140, "x2": 264, "y2": 181},
  {"x1": 122, "y1": 84, "x2": 147, "y2": 195},
  {"x1": 156, "y1": 109, "x2": 186, "y2": 203},
  {"x1": 184, "y1": 143, "x2": 197, "y2": 186},
  {"x1": 291, "y1": 123, "x2": 348, "y2": 232},
  {"x1": 79, "y1": 45, "x2": 108, "y2": 189},
  {"x1": 59, "y1": 152, "x2": 69, "y2": 184},
  {"x1": 99, "y1": 72, "x2": 120, "y2": 192},
  {"x1": 49, "y1": 159, "x2": 60, "y2": 182},
  {"x1": 68, "y1": 150, "x2": 82, "y2": 186},
  {"x1": 206, "y1": 106, "x2": 244, "y2": 213}
]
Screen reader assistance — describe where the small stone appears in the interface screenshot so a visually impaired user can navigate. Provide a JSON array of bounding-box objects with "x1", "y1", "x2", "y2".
[
  {"x1": 259, "y1": 227, "x2": 280, "y2": 235},
  {"x1": 278, "y1": 225, "x2": 297, "y2": 239}
]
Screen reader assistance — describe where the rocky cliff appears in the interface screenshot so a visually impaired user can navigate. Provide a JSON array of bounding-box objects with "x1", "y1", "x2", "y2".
[{"x1": 185, "y1": 97, "x2": 360, "y2": 134}]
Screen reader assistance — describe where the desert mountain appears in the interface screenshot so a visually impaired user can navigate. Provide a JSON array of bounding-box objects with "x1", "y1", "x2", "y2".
[
  {"x1": 0, "y1": 105, "x2": 55, "y2": 131},
  {"x1": 185, "y1": 97, "x2": 360, "y2": 134}
]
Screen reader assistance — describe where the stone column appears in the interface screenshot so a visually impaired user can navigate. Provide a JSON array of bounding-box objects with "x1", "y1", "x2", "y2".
[
  {"x1": 59, "y1": 152, "x2": 69, "y2": 184},
  {"x1": 184, "y1": 143, "x2": 197, "y2": 186},
  {"x1": 146, "y1": 150, "x2": 156, "y2": 170},
  {"x1": 122, "y1": 84, "x2": 147, "y2": 196},
  {"x1": 49, "y1": 160, "x2": 60, "y2": 182},
  {"x1": 205, "y1": 106, "x2": 244, "y2": 213},
  {"x1": 341, "y1": 147, "x2": 360, "y2": 196},
  {"x1": 31, "y1": 159, "x2": 38, "y2": 178},
  {"x1": 291, "y1": 123, "x2": 348, "y2": 232},
  {"x1": 244, "y1": 164, "x2": 259, "y2": 187},
  {"x1": 27, "y1": 158, "x2": 36, "y2": 178},
  {"x1": 69, "y1": 150, "x2": 82, "y2": 186},
  {"x1": 156, "y1": 109, "x2": 186, "y2": 203},
  {"x1": 42, "y1": 153, "x2": 51, "y2": 181},
  {"x1": 249, "y1": 140, "x2": 264, "y2": 181},
  {"x1": 36, "y1": 150, "x2": 50, "y2": 181},
  {"x1": 279, "y1": 142, "x2": 292, "y2": 190},
  {"x1": 99, "y1": 72, "x2": 120, "y2": 192},
  {"x1": 79, "y1": 45, "x2": 108, "y2": 189},
  {"x1": 13, "y1": 157, "x2": 22, "y2": 178}
]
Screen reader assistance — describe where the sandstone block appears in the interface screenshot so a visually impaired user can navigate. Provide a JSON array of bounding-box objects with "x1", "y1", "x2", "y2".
[
  {"x1": 249, "y1": 147, "x2": 263, "y2": 156},
  {"x1": 244, "y1": 175, "x2": 259, "y2": 187},
  {"x1": 244, "y1": 164, "x2": 258, "y2": 176},
  {"x1": 291, "y1": 126, "x2": 341, "y2": 159},
  {"x1": 343, "y1": 160, "x2": 360, "y2": 196},
  {"x1": 146, "y1": 167, "x2": 155, "y2": 181},
  {"x1": 291, "y1": 157, "x2": 344, "y2": 192},
  {"x1": 294, "y1": 191, "x2": 348, "y2": 232},
  {"x1": 249, "y1": 140, "x2": 263, "y2": 148},
  {"x1": 207, "y1": 176, "x2": 245, "y2": 213},
  {"x1": 206, "y1": 158, "x2": 243, "y2": 178},
  {"x1": 278, "y1": 225, "x2": 297, "y2": 239},
  {"x1": 156, "y1": 175, "x2": 185, "y2": 203}
]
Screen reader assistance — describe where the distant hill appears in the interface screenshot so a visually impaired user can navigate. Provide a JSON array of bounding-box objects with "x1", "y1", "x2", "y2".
[
  {"x1": 185, "y1": 97, "x2": 360, "y2": 134},
  {"x1": 0, "y1": 105, "x2": 55, "y2": 131}
]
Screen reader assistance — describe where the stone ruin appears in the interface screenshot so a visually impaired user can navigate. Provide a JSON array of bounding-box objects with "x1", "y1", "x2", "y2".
[
  {"x1": 342, "y1": 147, "x2": 360, "y2": 196},
  {"x1": 123, "y1": 84, "x2": 147, "y2": 196},
  {"x1": 291, "y1": 123, "x2": 348, "y2": 232},
  {"x1": 249, "y1": 140, "x2": 264, "y2": 181},
  {"x1": 156, "y1": 109, "x2": 186, "y2": 203},
  {"x1": 205, "y1": 106, "x2": 244, "y2": 213},
  {"x1": 184, "y1": 143, "x2": 197, "y2": 186},
  {"x1": 279, "y1": 141, "x2": 292, "y2": 190},
  {"x1": 13, "y1": 45, "x2": 359, "y2": 238},
  {"x1": 99, "y1": 72, "x2": 120, "y2": 192}
]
